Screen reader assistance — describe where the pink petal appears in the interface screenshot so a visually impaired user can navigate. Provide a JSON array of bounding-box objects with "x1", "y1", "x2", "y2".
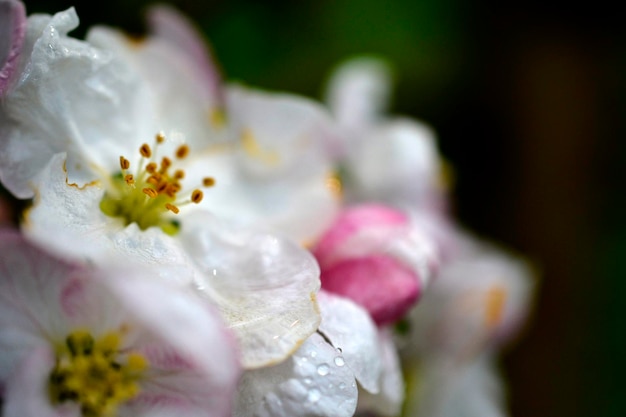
[
  {"x1": 320, "y1": 255, "x2": 420, "y2": 325},
  {"x1": 0, "y1": 0, "x2": 26, "y2": 96},
  {"x1": 313, "y1": 204, "x2": 408, "y2": 267},
  {"x1": 146, "y1": 5, "x2": 224, "y2": 108}
]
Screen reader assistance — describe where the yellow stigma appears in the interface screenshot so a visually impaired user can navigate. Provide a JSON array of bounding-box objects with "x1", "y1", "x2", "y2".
[
  {"x1": 484, "y1": 285, "x2": 507, "y2": 329},
  {"x1": 99, "y1": 133, "x2": 216, "y2": 235},
  {"x1": 49, "y1": 329, "x2": 148, "y2": 417}
]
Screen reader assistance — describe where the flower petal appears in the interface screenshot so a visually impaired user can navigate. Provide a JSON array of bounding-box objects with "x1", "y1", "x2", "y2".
[
  {"x1": 325, "y1": 57, "x2": 392, "y2": 133},
  {"x1": 234, "y1": 332, "x2": 358, "y2": 417},
  {"x1": 146, "y1": 4, "x2": 224, "y2": 109},
  {"x1": 316, "y1": 291, "x2": 381, "y2": 393},
  {"x1": 0, "y1": 0, "x2": 26, "y2": 96},
  {"x1": 403, "y1": 354, "x2": 506, "y2": 417},
  {"x1": 179, "y1": 210, "x2": 321, "y2": 369},
  {"x1": 0, "y1": 230, "x2": 88, "y2": 380},
  {"x1": 356, "y1": 328, "x2": 404, "y2": 417},
  {"x1": 3, "y1": 347, "x2": 80, "y2": 417},
  {"x1": 0, "y1": 7, "x2": 152, "y2": 197},
  {"x1": 103, "y1": 272, "x2": 240, "y2": 417}
]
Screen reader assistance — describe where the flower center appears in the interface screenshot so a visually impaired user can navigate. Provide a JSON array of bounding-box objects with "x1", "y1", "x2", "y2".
[
  {"x1": 99, "y1": 133, "x2": 215, "y2": 235},
  {"x1": 49, "y1": 330, "x2": 148, "y2": 417}
]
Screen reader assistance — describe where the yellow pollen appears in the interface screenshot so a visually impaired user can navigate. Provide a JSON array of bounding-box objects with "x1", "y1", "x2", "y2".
[
  {"x1": 49, "y1": 329, "x2": 148, "y2": 417},
  {"x1": 155, "y1": 132, "x2": 165, "y2": 144},
  {"x1": 165, "y1": 203, "x2": 180, "y2": 214},
  {"x1": 176, "y1": 144, "x2": 190, "y2": 159},
  {"x1": 124, "y1": 174, "x2": 135, "y2": 186},
  {"x1": 146, "y1": 162, "x2": 157, "y2": 174},
  {"x1": 203, "y1": 177, "x2": 216, "y2": 187},
  {"x1": 119, "y1": 157, "x2": 130, "y2": 171},
  {"x1": 174, "y1": 170, "x2": 185, "y2": 180},
  {"x1": 139, "y1": 143, "x2": 152, "y2": 158},
  {"x1": 191, "y1": 189, "x2": 203, "y2": 203}
]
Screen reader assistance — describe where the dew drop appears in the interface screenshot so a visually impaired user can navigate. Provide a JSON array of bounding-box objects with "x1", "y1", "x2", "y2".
[
  {"x1": 339, "y1": 382, "x2": 346, "y2": 390},
  {"x1": 310, "y1": 350, "x2": 317, "y2": 358},
  {"x1": 308, "y1": 389, "x2": 321, "y2": 403},
  {"x1": 334, "y1": 356, "x2": 345, "y2": 367},
  {"x1": 317, "y1": 364, "x2": 330, "y2": 376},
  {"x1": 304, "y1": 378, "x2": 312, "y2": 385}
]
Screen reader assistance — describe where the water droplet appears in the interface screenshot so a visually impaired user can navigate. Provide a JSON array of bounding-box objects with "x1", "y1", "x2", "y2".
[
  {"x1": 317, "y1": 364, "x2": 329, "y2": 376},
  {"x1": 310, "y1": 350, "x2": 317, "y2": 358},
  {"x1": 308, "y1": 389, "x2": 321, "y2": 403},
  {"x1": 334, "y1": 356, "x2": 345, "y2": 367},
  {"x1": 339, "y1": 382, "x2": 346, "y2": 390},
  {"x1": 304, "y1": 377, "x2": 312, "y2": 385}
]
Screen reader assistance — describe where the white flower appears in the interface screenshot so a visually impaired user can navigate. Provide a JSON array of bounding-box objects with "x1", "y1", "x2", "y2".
[
  {"x1": 324, "y1": 57, "x2": 446, "y2": 212},
  {"x1": 0, "y1": 230, "x2": 240, "y2": 417},
  {"x1": 399, "y1": 234, "x2": 535, "y2": 417},
  {"x1": 0, "y1": 4, "x2": 321, "y2": 369},
  {"x1": 0, "y1": 0, "x2": 26, "y2": 96}
]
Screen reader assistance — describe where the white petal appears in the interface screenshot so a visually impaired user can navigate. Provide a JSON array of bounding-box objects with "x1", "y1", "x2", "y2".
[
  {"x1": 345, "y1": 117, "x2": 442, "y2": 208},
  {"x1": 179, "y1": 210, "x2": 321, "y2": 369},
  {"x1": 404, "y1": 354, "x2": 506, "y2": 417},
  {"x1": 234, "y1": 332, "x2": 358, "y2": 417},
  {"x1": 87, "y1": 24, "x2": 225, "y2": 151},
  {"x1": 356, "y1": 328, "x2": 405, "y2": 416},
  {"x1": 0, "y1": 8, "x2": 152, "y2": 197},
  {"x1": 3, "y1": 347, "x2": 81, "y2": 417},
  {"x1": 325, "y1": 57, "x2": 392, "y2": 132},
  {"x1": 23, "y1": 153, "x2": 197, "y2": 285},
  {"x1": 316, "y1": 291, "x2": 381, "y2": 393},
  {"x1": 402, "y1": 233, "x2": 534, "y2": 360}
]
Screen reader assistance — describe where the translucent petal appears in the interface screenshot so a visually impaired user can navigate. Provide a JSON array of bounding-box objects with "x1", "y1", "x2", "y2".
[
  {"x1": 0, "y1": 0, "x2": 26, "y2": 95},
  {"x1": 180, "y1": 210, "x2": 321, "y2": 368},
  {"x1": 317, "y1": 291, "x2": 381, "y2": 393}
]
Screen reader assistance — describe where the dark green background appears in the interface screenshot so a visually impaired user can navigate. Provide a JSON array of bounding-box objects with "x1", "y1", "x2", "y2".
[{"x1": 20, "y1": 1, "x2": 626, "y2": 415}]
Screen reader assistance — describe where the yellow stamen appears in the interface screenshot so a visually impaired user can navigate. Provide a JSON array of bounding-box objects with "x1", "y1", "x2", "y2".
[
  {"x1": 155, "y1": 132, "x2": 165, "y2": 144},
  {"x1": 139, "y1": 143, "x2": 152, "y2": 158},
  {"x1": 203, "y1": 177, "x2": 216, "y2": 187},
  {"x1": 49, "y1": 330, "x2": 148, "y2": 417},
  {"x1": 142, "y1": 188, "x2": 158, "y2": 198},
  {"x1": 191, "y1": 189, "x2": 203, "y2": 204},
  {"x1": 119, "y1": 156, "x2": 130, "y2": 171},
  {"x1": 485, "y1": 286, "x2": 507, "y2": 329},
  {"x1": 165, "y1": 203, "x2": 180, "y2": 214},
  {"x1": 176, "y1": 144, "x2": 190, "y2": 159}
]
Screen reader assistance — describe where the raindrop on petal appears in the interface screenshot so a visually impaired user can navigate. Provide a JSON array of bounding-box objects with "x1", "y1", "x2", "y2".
[
  {"x1": 317, "y1": 364, "x2": 330, "y2": 376},
  {"x1": 334, "y1": 356, "x2": 345, "y2": 367}
]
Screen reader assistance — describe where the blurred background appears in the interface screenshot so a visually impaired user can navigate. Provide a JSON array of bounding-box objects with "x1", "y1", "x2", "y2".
[{"x1": 15, "y1": 0, "x2": 626, "y2": 415}]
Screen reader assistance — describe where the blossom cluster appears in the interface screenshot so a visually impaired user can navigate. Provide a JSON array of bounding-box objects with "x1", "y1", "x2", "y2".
[{"x1": 0, "y1": 1, "x2": 535, "y2": 416}]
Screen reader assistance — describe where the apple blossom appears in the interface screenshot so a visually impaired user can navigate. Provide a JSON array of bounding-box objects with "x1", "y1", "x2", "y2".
[{"x1": 0, "y1": 230, "x2": 240, "y2": 417}]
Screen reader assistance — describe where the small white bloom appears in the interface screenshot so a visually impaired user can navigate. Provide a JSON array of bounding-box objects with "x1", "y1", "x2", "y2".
[{"x1": 0, "y1": 230, "x2": 240, "y2": 417}]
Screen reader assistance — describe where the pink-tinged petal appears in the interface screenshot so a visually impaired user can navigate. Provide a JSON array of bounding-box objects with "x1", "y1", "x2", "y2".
[
  {"x1": 320, "y1": 255, "x2": 420, "y2": 325},
  {"x1": 146, "y1": 4, "x2": 224, "y2": 108},
  {"x1": 0, "y1": 0, "x2": 26, "y2": 96},
  {"x1": 3, "y1": 347, "x2": 80, "y2": 417},
  {"x1": 0, "y1": 230, "x2": 91, "y2": 380},
  {"x1": 102, "y1": 272, "x2": 240, "y2": 417},
  {"x1": 313, "y1": 204, "x2": 408, "y2": 268}
]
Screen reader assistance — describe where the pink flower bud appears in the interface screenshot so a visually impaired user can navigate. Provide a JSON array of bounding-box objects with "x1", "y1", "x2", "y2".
[{"x1": 313, "y1": 204, "x2": 437, "y2": 325}]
